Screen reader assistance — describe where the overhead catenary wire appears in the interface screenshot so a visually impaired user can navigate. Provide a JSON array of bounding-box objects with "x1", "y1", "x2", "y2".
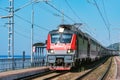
[
  {"x1": 1, "y1": 24, "x2": 31, "y2": 39},
  {"x1": 2, "y1": 24, "x2": 41, "y2": 41},
  {"x1": 37, "y1": 3, "x2": 69, "y2": 23},
  {"x1": 1, "y1": 0, "x2": 109, "y2": 40},
  {"x1": 15, "y1": 14, "x2": 49, "y2": 31},
  {"x1": 0, "y1": 9, "x2": 43, "y2": 37},
  {"x1": 0, "y1": 1, "x2": 49, "y2": 31},
  {"x1": 101, "y1": 0, "x2": 111, "y2": 43},
  {"x1": 0, "y1": 7, "x2": 48, "y2": 40},
  {"x1": 45, "y1": 1, "x2": 76, "y2": 23},
  {"x1": 64, "y1": 0, "x2": 82, "y2": 22},
  {"x1": 64, "y1": 0, "x2": 96, "y2": 37},
  {"x1": 93, "y1": 0, "x2": 110, "y2": 40},
  {"x1": 86, "y1": 0, "x2": 95, "y2": 5},
  {"x1": 14, "y1": 0, "x2": 33, "y2": 12},
  {"x1": 0, "y1": 5, "x2": 92, "y2": 36},
  {"x1": 102, "y1": 0, "x2": 110, "y2": 27},
  {"x1": 1, "y1": 1, "x2": 75, "y2": 31},
  {"x1": 14, "y1": 23, "x2": 41, "y2": 38},
  {"x1": 15, "y1": 29, "x2": 41, "y2": 41},
  {"x1": 14, "y1": 25, "x2": 40, "y2": 41},
  {"x1": 0, "y1": 7, "x2": 8, "y2": 12},
  {"x1": 15, "y1": 31, "x2": 31, "y2": 39}
]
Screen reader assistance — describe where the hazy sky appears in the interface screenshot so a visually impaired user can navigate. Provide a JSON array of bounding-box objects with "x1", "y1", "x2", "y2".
[{"x1": 0, "y1": 0, "x2": 120, "y2": 55}]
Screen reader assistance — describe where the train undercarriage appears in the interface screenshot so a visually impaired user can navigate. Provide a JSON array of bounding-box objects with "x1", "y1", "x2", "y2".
[{"x1": 47, "y1": 54, "x2": 74, "y2": 70}]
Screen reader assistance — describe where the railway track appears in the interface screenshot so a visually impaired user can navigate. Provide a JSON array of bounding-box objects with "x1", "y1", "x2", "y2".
[
  {"x1": 16, "y1": 70, "x2": 55, "y2": 80},
  {"x1": 39, "y1": 71, "x2": 69, "y2": 80},
  {"x1": 98, "y1": 58, "x2": 112, "y2": 80},
  {"x1": 55, "y1": 57, "x2": 112, "y2": 80},
  {"x1": 76, "y1": 57, "x2": 112, "y2": 80},
  {"x1": 17, "y1": 70, "x2": 69, "y2": 80},
  {"x1": 18, "y1": 57, "x2": 112, "y2": 80}
]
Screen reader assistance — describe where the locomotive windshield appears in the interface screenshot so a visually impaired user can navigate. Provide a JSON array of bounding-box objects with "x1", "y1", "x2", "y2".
[{"x1": 51, "y1": 33, "x2": 72, "y2": 43}]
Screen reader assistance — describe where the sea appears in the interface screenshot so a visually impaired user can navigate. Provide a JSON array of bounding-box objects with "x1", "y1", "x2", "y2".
[
  {"x1": 0, "y1": 55, "x2": 30, "y2": 59},
  {"x1": 0, "y1": 55, "x2": 45, "y2": 72}
]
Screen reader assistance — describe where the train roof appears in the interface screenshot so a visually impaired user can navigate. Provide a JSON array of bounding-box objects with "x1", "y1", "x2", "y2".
[
  {"x1": 49, "y1": 29, "x2": 75, "y2": 34},
  {"x1": 84, "y1": 33, "x2": 107, "y2": 48},
  {"x1": 84, "y1": 33, "x2": 99, "y2": 44},
  {"x1": 49, "y1": 24, "x2": 78, "y2": 34}
]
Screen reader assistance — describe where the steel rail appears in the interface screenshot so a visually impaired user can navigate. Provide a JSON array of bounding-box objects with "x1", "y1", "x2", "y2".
[
  {"x1": 98, "y1": 57, "x2": 112, "y2": 80},
  {"x1": 76, "y1": 57, "x2": 109, "y2": 80},
  {"x1": 44, "y1": 71, "x2": 69, "y2": 80},
  {"x1": 16, "y1": 70, "x2": 55, "y2": 80}
]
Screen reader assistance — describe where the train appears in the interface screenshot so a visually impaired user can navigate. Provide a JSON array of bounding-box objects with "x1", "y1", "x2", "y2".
[{"x1": 46, "y1": 24, "x2": 114, "y2": 70}]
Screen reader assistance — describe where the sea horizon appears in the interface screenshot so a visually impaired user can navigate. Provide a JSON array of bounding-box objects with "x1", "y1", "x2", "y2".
[{"x1": 0, "y1": 55, "x2": 30, "y2": 59}]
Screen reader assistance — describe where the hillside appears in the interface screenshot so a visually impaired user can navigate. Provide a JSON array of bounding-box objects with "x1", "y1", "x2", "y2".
[{"x1": 108, "y1": 42, "x2": 120, "y2": 50}]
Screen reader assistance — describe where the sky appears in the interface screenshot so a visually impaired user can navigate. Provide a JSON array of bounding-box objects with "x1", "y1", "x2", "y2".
[{"x1": 0, "y1": 0, "x2": 120, "y2": 56}]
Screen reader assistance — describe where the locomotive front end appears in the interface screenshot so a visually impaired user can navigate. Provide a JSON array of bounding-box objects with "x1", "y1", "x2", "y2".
[{"x1": 46, "y1": 26, "x2": 76, "y2": 70}]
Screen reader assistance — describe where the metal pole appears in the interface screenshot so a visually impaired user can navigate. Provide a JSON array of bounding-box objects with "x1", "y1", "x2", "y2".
[
  {"x1": 31, "y1": 2, "x2": 34, "y2": 66},
  {"x1": 8, "y1": 0, "x2": 12, "y2": 58},
  {"x1": 23, "y1": 51, "x2": 25, "y2": 68},
  {"x1": 62, "y1": 10, "x2": 64, "y2": 24},
  {"x1": 12, "y1": 0, "x2": 15, "y2": 70},
  {"x1": 8, "y1": 0, "x2": 14, "y2": 69},
  {"x1": 30, "y1": 0, "x2": 50, "y2": 67}
]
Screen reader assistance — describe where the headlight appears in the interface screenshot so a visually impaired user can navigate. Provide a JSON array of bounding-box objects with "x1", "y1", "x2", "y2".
[
  {"x1": 48, "y1": 49, "x2": 54, "y2": 54},
  {"x1": 67, "y1": 49, "x2": 73, "y2": 54}
]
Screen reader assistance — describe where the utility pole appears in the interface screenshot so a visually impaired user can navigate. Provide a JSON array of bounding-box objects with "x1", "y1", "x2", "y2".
[
  {"x1": 30, "y1": 0, "x2": 50, "y2": 66},
  {"x1": 8, "y1": 0, "x2": 14, "y2": 69},
  {"x1": 0, "y1": 0, "x2": 14, "y2": 69},
  {"x1": 31, "y1": 1, "x2": 34, "y2": 66}
]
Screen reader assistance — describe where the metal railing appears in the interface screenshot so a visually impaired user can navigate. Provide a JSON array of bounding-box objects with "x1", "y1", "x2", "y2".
[
  {"x1": 0, "y1": 45, "x2": 46, "y2": 72},
  {"x1": 0, "y1": 57, "x2": 45, "y2": 72}
]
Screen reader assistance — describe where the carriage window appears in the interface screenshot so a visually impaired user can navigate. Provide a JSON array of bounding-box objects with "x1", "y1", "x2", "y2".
[
  {"x1": 51, "y1": 34, "x2": 72, "y2": 43},
  {"x1": 61, "y1": 34, "x2": 72, "y2": 43},
  {"x1": 51, "y1": 34, "x2": 60, "y2": 43}
]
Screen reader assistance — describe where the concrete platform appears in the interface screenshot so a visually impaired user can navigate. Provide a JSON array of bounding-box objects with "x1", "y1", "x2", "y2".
[{"x1": 0, "y1": 67, "x2": 49, "y2": 80}]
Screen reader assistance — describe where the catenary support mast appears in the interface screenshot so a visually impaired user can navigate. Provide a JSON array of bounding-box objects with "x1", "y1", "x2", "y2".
[{"x1": 8, "y1": 0, "x2": 14, "y2": 69}]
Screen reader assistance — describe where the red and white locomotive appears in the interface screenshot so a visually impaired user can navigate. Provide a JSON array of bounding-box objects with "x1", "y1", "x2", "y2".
[{"x1": 46, "y1": 24, "x2": 111, "y2": 70}]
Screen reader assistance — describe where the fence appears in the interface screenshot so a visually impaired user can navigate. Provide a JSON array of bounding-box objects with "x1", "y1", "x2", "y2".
[
  {"x1": 0, "y1": 57, "x2": 46, "y2": 72},
  {"x1": 0, "y1": 44, "x2": 46, "y2": 72},
  {"x1": 0, "y1": 58, "x2": 31, "y2": 72}
]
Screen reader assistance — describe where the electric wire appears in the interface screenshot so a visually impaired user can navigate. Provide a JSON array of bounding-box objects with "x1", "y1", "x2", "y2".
[
  {"x1": 14, "y1": 0, "x2": 33, "y2": 12},
  {"x1": 64, "y1": 0, "x2": 82, "y2": 22},
  {"x1": 0, "y1": 8, "x2": 43, "y2": 41},
  {"x1": 93, "y1": 0, "x2": 110, "y2": 40},
  {"x1": 86, "y1": 0, "x2": 95, "y2": 5},
  {"x1": 15, "y1": 23, "x2": 42, "y2": 38},
  {"x1": 0, "y1": 7, "x2": 8, "y2": 12},
  {"x1": 1, "y1": 24, "x2": 31, "y2": 39},
  {"x1": 0, "y1": 3, "x2": 49, "y2": 31},
  {"x1": 102, "y1": 0, "x2": 110, "y2": 29},
  {"x1": 102, "y1": 0, "x2": 109, "y2": 23},
  {"x1": 102, "y1": 0, "x2": 111, "y2": 42},
  {"x1": 45, "y1": 1, "x2": 76, "y2": 23},
  {"x1": 64, "y1": 0, "x2": 96, "y2": 37},
  {"x1": 15, "y1": 14, "x2": 49, "y2": 31},
  {"x1": 2, "y1": 24, "x2": 41, "y2": 41},
  {"x1": 15, "y1": 31, "x2": 31, "y2": 39},
  {"x1": 15, "y1": 30, "x2": 41, "y2": 41},
  {"x1": 38, "y1": 3, "x2": 69, "y2": 23}
]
